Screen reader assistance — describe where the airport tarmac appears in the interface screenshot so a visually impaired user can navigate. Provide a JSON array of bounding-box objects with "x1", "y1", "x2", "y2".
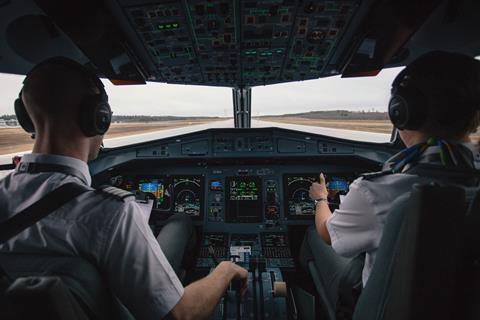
[{"x1": 0, "y1": 119, "x2": 390, "y2": 169}]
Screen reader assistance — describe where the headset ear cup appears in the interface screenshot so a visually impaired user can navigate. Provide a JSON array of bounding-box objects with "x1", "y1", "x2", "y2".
[
  {"x1": 95, "y1": 102, "x2": 112, "y2": 135},
  {"x1": 388, "y1": 95, "x2": 409, "y2": 130},
  {"x1": 79, "y1": 99, "x2": 99, "y2": 137},
  {"x1": 14, "y1": 94, "x2": 35, "y2": 133},
  {"x1": 78, "y1": 96, "x2": 112, "y2": 137},
  {"x1": 389, "y1": 86, "x2": 428, "y2": 130}
]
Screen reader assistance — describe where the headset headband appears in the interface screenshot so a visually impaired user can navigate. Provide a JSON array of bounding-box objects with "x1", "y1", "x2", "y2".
[{"x1": 23, "y1": 56, "x2": 106, "y2": 97}]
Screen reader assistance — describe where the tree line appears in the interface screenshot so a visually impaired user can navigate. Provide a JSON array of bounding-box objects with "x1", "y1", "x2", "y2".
[{"x1": 1, "y1": 110, "x2": 389, "y2": 122}]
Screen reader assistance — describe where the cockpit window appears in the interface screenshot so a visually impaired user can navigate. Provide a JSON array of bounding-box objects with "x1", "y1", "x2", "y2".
[
  {"x1": 0, "y1": 73, "x2": 232, "y2": 158},
  {"x1": 4, "y1": 65, "x2": 478, "y2": 161},
  {"x1": 252, "y1": 67, "x2": 404, "y2": 143}
]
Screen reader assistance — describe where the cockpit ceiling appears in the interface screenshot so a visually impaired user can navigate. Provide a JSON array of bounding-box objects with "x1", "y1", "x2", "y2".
[
  {"x1": 3, "y1": 0, "x2": 447, "y2": 86},
  {"x1": 123, "y1": 0, "x2": 357, "y2": 87}
]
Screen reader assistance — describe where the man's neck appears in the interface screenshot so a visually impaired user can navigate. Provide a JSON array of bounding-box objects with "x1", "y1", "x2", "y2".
[{"x1": 32, "y1": 135, "x2": 89, "y2": 163}]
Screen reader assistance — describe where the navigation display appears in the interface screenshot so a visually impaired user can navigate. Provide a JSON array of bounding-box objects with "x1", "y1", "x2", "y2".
[
  {"x1": 284, "y1": 175, "x2": 317, "y2": 216},
  {"x1": 225, "y1": 176, "x2": 262, "y2": 223},
  {"x1": 138, "y1": 178, "x2": 171, "y2": 211},
  {"x1": 284, "y1": 174, "x2": 351, "y2": 218},
  {"x1": 173, "y1": 176, "x2": 203, "y2": 217}
]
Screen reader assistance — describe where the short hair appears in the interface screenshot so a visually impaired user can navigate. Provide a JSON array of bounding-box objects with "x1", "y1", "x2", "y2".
[
  {"x1": 21, "y1": 61, "x2": 98, "y2": 125},
  {"x1": 398, "y1": 51, "x2": 480, "y2": 138}
]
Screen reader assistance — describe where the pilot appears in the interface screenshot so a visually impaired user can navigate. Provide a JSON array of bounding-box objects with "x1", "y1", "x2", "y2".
[
  {"x1": 0, "y1": 57, "x2": 248, "y2": 319},
  {"x1": 301, "y1": 51, "x2": 480, "y2": 313}
]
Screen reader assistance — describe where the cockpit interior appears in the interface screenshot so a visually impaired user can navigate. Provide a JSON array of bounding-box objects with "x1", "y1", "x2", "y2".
[{"x1": 1, "y1": 0, "x2": 480, "y2": 319}]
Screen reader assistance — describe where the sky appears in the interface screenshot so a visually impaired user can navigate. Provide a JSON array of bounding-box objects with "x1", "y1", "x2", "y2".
[{"x1": 0, "y1": 67, "x2": 403, "y2": 117}]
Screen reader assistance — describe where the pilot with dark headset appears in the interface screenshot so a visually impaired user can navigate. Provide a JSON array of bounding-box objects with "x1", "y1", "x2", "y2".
[
  {"x1": 0, "y1": 57, "x2": 248, "y2": 319},
  {"x1": 301, "y1": 51, "x2": 480, "y2": 315}
]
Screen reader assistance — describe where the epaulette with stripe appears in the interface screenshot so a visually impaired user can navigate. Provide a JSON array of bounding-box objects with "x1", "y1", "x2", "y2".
[
  {"x1": 97, "y1": 185, "x2": 135, "y2": 201},
  {"x1": 359, "y1": 169, "x2": 394, "y2": 180}
]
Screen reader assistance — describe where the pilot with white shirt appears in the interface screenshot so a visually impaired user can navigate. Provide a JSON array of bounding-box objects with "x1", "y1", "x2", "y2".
[
  {"x1": 300, "y1": 51, "x2": 480, "y2": 315},
  {"x1": 0, "y1": 57, "x2": 248, "y2": 319}
]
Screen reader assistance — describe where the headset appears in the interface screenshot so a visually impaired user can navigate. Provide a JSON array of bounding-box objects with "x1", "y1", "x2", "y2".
[
  {"x1": 388, "y1": 69, "x2": 428, "y2": 130},
  {"x1": 14, "y1": 57, "x2": 112, "y2": 137}
]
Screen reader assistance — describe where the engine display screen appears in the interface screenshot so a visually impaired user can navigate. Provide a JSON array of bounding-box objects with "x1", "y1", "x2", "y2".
[
  {"x1": 138, "y1": 178, "x2": 171, "y2": 211},
  {"x1": 225, "y1": 176, "x2": 262, "y2": 223},
  {"x1": 284, "y1": 174, "x2": 351, "y2": 218},
  {"x1": 173, "y1": 176, "x2": 203, "y2": 217}
]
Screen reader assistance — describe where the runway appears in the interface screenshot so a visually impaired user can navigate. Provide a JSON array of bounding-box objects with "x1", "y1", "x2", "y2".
[
  {"x1": 103, "y1": 119, "x2": 389, "y2": 148},
  {"x1": 0, "y1": 119, "x2": 390, "y2": 167}
]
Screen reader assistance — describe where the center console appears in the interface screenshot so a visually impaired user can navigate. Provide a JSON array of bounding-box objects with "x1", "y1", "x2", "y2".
[
  {"x1": 199, "y1": 232, "x2": 292, "y2": 319},
  {"x1": 196, "y1": 232, "x2": 295, "y2": 270}
]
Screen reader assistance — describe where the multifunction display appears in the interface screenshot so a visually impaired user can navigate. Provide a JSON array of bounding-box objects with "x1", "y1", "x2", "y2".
[
  {"x1": 115, "y1": 175, "x2": 204, "y2": 218},
  {"x1": 225, "y1": 176, "x2": 262, "y2": 223},
  {"x1": 284, "y1": 174, "x2": 351, "y2": 218},
  {"x1": 138, "y1": 178, "x2": 171, "y2": 210},
  {"x1": 173, "y1": 176, "x2": 203, "y2": 217}
]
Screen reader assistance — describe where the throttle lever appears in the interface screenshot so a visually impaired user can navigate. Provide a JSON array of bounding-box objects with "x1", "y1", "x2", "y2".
[{"x1": 207, "y1": 244, "x2": 220, "y2": 266}]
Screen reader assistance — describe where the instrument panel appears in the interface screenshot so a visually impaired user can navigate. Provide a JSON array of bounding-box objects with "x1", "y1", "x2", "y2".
[
  {"x1": 173, "y1": 176, "x2": 203, "y2": 216},
  {"x1": 225, "y1": 176, "x2": 263, "y2": 223},
  {"x1": 99, "y1": 128, "x2": 394, "y2": 226},
  {"x1": 284, "y1": 173, "x2": 351, "y2": 218},
  {"x1": 112, "y1": 174, "x2": 205, "y2": 219},
  {"x1": 109, "y1": 168, "x2": 355, "y2": 224}
]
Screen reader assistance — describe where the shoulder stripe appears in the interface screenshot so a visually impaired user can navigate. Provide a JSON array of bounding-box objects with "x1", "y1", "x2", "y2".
[{"x1": 97, "y1": 185, "x2": 135, "y2": 202}]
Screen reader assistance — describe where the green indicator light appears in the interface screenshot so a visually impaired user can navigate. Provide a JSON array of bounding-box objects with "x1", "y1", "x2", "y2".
[
  {"x1": 158, "y1": 25, "x2": 164, "y2": 29},
  {"x1": 172, "y1": 23, "x2": 179, "y2": 28},
  {"x1": 166, "y1": 24, "x2": 171, "y2": 28}
]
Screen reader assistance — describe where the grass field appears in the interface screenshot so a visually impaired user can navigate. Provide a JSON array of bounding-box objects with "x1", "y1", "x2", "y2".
[
  {"x1": 1, "y1": 117, "x2": 478, "y2": 155},
  {"x1": 262, "y1": 117, "x2": 480, "y2": 140},
  {"x1": 0, "y1": 120, "x2": 216, "y2": 155},
  {"x1": 259, "y1": 117, "x2": 394, "y2": 134}
]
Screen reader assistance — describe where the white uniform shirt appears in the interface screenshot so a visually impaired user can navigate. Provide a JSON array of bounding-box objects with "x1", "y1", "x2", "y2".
[
  {"x1": 0, "y1": 153, "x2": 184, "y2": 319},
  {"x1": 326, "y1": 142, "x2": 480, "y2": 286},
  {"x1": 327, "y1": 173, "x2": 425, "y2": 286}
]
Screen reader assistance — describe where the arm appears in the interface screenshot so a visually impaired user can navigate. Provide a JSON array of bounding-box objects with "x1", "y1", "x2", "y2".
[
  {"x1": 167, "y1": 261, "x2": 248, "y2": 320},
  {"x1": 100, "y1": 202, "x2": 247, "y2": 320},
  {"x1": 309, "y1": 173, "x2": 332, "y2": 244}
]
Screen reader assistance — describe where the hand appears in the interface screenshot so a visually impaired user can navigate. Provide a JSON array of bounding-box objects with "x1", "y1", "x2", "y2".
[
  {"x1": 223, "y1": 261, "x2": 249, "y2": 297},
  {"x1": 309, "y1": 173, "x2": 328, "y2": 200}
]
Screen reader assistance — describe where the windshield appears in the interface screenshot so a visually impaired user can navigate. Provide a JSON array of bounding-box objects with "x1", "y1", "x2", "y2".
[
  {"x1": 4, "y1": 66, "x2": 477, "y2": 162},
  {"x1": 252, "y1": 67, "x2": 404, "y2": 143}
]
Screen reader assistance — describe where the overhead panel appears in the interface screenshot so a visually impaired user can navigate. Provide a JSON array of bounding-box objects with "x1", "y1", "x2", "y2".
[
  {"x1": 125, "y1": 2, "x2": 202, "y2": 83},
  {"x1": 187, "y1": 0, "x2": 240, "y2": 86},
  {"x1": 119, "y1": 0, "x2": 359, "y2": 87},
  {"x1": 240, "y1": 0, "x2": 297, "y2": 86},
  {"x1": 282, "y1": 1, "x2": 356, "y2": 82}
]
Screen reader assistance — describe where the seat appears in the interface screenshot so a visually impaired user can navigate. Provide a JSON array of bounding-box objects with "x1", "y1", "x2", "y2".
[
  {"x1": 353, "y1": 182, "x2": 480, "y2": 320},
  {"x1": 0, "y1": 253, "x2": 134, "y2": 320},
  {"x1": 303, "y1": 164, "x2": 480, "y2": 320},
  {"x1": 2, "y1": 275, "x2": 91, "y2": 320}
]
